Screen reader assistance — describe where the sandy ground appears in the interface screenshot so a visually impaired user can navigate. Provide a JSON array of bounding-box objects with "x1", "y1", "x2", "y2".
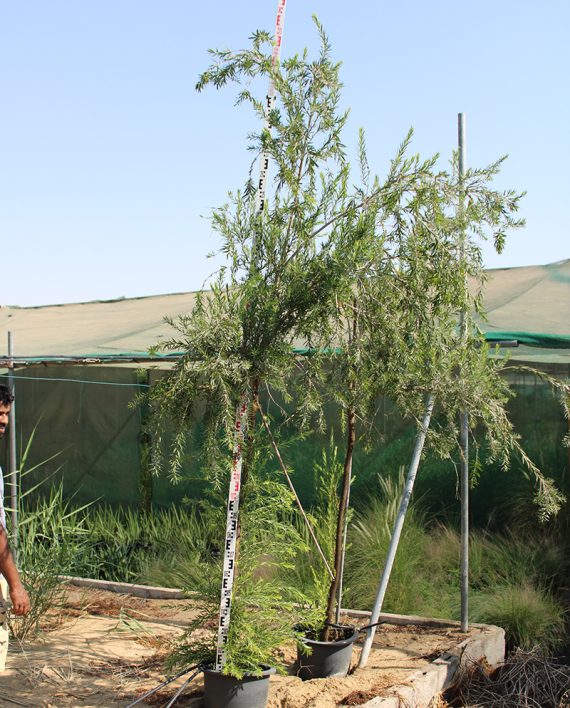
[{"x1": 0, "y1": 587, "x2": 477, "y2": 707}]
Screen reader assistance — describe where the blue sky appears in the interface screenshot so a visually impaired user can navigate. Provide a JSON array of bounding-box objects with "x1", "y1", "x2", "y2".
[{"x1": 1, "y1": 1, "x2": 568, "y2": 306}]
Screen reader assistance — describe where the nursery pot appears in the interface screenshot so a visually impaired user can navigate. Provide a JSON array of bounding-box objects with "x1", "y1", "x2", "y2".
[
  {"x1": 203, "y1": 665, "x2": 275, "y2": 708},
  {"x1": 297, "y1": 626, "x2": 359, "y2": 680}
]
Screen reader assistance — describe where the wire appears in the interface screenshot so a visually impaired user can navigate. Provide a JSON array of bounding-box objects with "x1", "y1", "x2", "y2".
[
  {"x1": 125, "y1": 664, "x2": 202, "y2": 707},
  {"x1": 0, "y1": 374, "x2": 149, "y2": 388},
  {"x1": 163, "y1": 666, "x2": 203, "y2": 707}
]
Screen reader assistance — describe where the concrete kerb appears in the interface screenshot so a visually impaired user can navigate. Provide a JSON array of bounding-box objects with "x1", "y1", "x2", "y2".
[
  {"x1": 59, "y1": 575, "x2": 188, "y2": 600},
  {"x1": 361, "y1": 623, "x2": 505, "y2": 708},
  {"x1": 59, "y1": 577, "x2": 505, "y2": 708}
]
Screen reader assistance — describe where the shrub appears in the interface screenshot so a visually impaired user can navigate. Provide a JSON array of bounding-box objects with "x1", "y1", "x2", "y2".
[
  {"x1": 469, "y1": 584, "x2": 565, "y2": 653},
  {"x1": 10, "y1": 484, "x2": 91, "y2": 642}
]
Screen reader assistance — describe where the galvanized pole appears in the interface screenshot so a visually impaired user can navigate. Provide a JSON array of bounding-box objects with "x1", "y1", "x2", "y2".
[
  {"x1": 357, "y1": 395, "x2": 434, "y2": 668},
  {"x1": 458, "y1": 113, "x2": 469, "y2": 633},
  {"x1": 7, "y1": 332, "x2": 18, "y2": 564}
]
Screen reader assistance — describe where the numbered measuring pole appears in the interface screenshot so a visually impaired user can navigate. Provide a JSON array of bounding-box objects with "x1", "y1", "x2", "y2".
[
  {"x1": 215, "y1": 398, "x2": 249, "y2": 671},
  {"x1": 214, "y1": 0, "x2": 287, "y2": 673},
  {"x1": 254, "y1": 0, "x2": 287, "y2": 216}
]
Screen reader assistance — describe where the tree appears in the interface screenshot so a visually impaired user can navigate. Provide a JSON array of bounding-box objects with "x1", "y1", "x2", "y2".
[
  {"x1": 148, "y1": 18, "x2": 567, "y2": 674},
  {"x1": 147, "y1": 20, "x2": 372, "y2": 675},
  {"x1": 313, "y1": 134, "x2": 567, "y2": 641}
]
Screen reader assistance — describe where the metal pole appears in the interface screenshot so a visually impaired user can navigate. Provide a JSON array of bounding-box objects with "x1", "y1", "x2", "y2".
[
  {"x1": 7, "y1": 332, "x2": 18, "y2": 564},
  {"x1": 458, "y1": 113, "x2": 469, "y2": 633},
  {"x1": 357, "y1": 395, "x2": 434, "y2": 668}
]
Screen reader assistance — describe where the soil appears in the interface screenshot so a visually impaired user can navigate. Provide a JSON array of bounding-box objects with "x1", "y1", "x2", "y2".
[{"x1": 0, "y1": 585, "x2": 480, "y2": 707}]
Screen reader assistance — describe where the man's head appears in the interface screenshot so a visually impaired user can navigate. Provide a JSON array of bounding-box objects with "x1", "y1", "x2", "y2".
[{"x1": 0, "y1": 385, "x2": 14, "y2": 438}]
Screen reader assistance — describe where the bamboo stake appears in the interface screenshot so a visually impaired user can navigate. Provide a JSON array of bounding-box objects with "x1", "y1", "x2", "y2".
[{"x1": 257, "y1": 403, "x2": 334, "y2": 580}]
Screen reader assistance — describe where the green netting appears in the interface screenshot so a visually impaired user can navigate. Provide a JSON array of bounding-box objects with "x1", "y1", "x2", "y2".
[
  {"x1": 0, "y1": 366, "x2": 197, "y2": 508},
  {"x1": 1, "y1": 363, "x2": 567, "y2": 519},
  {"x1": 485, "y1": 332, "x2": 570, "y2": 349},
  {"x1": 0, "y1": 260, "x2": 567, "y2": 510},
  {"x1": 0, "y1": 366, "x2": 143, "y2": 506}
]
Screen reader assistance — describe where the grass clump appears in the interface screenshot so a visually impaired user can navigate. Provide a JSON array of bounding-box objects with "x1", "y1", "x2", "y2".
[
  {"x1": 11, "y1": 484, "x2": 91, "y2": 641},
  {"x1": 339, "y1": 475, "x2": 566, "y2": 652},
  {"x1": 343, "y1": 471, "x2": 446, "y2": 617},
  {"x1": 70, "y1": 503, "x2": 223, "y2": 584},
  {"x1": 469, "y1": 584, "x2": 565, "y2": 653}
]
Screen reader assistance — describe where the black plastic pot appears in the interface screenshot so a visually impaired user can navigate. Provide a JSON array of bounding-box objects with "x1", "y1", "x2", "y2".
[
  {"x1": 297, "y1": 626, "x2": 359, "y2": 680},
  {"x1": 203, "y1": 665, "x2": 275, "y2": 708}
]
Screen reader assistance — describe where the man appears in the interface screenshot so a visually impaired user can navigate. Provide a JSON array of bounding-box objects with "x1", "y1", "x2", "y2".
[{"x1": 0, "y1": 384, "x2": 30, "y2": 670}]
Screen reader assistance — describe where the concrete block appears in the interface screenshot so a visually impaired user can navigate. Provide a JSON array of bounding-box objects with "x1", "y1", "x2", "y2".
[{"x1": 362, "y1": 623, "x2": 505, "y2": 707}]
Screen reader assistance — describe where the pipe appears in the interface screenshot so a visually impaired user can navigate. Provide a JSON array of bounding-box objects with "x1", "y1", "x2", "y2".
[
  {"x1": 458, "y1": 113, "x2": 469, "y2": 632},
  {"x1": 7, "y1": 332, "x2": 18, "y2": 564},
  {"x1": 357, "y1": 395, "x2": 434, "y2": 668}
]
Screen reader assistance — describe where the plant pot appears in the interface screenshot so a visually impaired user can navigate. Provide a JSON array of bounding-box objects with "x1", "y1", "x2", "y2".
[
  {"x1": 203, "y1": 665, "x2": 275, "y2": 708},
  {"x1": 297, "y1": 626, "x2": 359, "y2": 680}
]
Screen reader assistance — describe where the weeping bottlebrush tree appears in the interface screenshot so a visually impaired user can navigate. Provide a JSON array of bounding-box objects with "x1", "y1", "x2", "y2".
[{"x1": 308, "y1": 132, "x2": 569, "y2": 640}]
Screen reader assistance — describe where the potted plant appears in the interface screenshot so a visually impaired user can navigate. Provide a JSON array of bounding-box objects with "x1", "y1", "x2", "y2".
[
  {"x1": 147, "y1": 19, "x2": 372, "y2": 704},
  {"x1": 293, "y1": 133, "x2": 564, "y2": 676},
  {"x1": 163, "y1": 476, "x2": 310, "y2": 706}
]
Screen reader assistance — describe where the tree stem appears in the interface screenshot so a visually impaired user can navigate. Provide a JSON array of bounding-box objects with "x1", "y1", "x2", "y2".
[{"x1": 323, "y1": 404, "x2": 356, "y2": 640}]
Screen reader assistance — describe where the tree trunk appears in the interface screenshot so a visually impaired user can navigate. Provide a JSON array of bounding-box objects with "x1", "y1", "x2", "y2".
[{"x1": 322, "y1": 405, "x2": 356, "y2": 641}]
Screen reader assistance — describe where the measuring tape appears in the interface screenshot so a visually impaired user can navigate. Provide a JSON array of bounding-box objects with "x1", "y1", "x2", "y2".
[
  {"x1": 214, "y1": 0, "x2": 288, "y2": 672},
  {"x1": 254, "y1": 0, "x2": 287, "y2": 215},
  {"x1": 214, "y1": 398, "x2": 248, "y2": 671}
]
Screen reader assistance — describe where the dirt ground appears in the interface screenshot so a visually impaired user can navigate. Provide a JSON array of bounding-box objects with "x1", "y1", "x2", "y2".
[{"x1": 0, "y1": 586, "x2": 479, "y2": 707}]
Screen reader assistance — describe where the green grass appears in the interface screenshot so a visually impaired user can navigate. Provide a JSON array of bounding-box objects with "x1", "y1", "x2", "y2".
[
  {"x1": 16, "y1": 466, "x2": 567, "y2": 654},
  {"x1": 469, "y1": 584, "x2": 565, "y2": 653},
  {"x1": 69, "y1": 503, "x2": 224, "y2": 584},
  {"x1": 341, "y1": 501, "x2": 566, "y2": 652}
]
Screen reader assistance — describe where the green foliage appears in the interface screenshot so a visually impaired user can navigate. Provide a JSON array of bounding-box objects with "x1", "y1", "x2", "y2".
[
  {"x1": 7, "y1": 434, "x2": 92, "y2": 642},
  {"x1": 71, "y1": 503, "x2": 224, "y2": 584},
  {"x1": 165, "y1": 476, "x2": 314, "y2": 678},
  {"x1": 148, "y1": 20, "x2": 362, "y2": 485},
  {"x1": 146, "y1": 14, "x2": 566, "y2": 674},
  {"x1": 338, "y1": 483, "x2": 566, "y2": 652},
  {"x1": 343, "y1": 470, "x2": 439, "y2": 616},
  {"x1": 277, "y1": 444, "x2": 343, "y2": 621},
  {"x1": 148, "y1": 18, "x2": 394, "y2": 677},
  {"x1": 469, "y1": 585, "x2": 565, "y2": 653}
]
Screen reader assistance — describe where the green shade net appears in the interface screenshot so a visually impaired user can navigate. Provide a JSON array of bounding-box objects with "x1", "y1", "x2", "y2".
[{"x1": 0, "y1": 260, "x2": 567, "y2": 510}]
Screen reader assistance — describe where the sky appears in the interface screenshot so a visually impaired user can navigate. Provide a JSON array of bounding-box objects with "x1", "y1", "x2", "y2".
[{"x1": 1, "y1": 1, "x2": 568, "y2": 307}]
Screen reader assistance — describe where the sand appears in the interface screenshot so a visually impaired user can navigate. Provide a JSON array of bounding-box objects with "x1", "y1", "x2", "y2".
[{"x1": 0, "y1": 587, "x2": 477, "y2": 707}]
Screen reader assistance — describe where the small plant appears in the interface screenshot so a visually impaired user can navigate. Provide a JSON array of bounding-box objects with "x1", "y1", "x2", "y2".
[
  {"x1": 7, "y1": 433, "x2": 91, "y2": 641},
  {"x1": 165, "y1": 476, "x2": 314, "y2": 677},
  {"x1": 469, "y1": 584, "x2": 565, "y2": 653}
]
